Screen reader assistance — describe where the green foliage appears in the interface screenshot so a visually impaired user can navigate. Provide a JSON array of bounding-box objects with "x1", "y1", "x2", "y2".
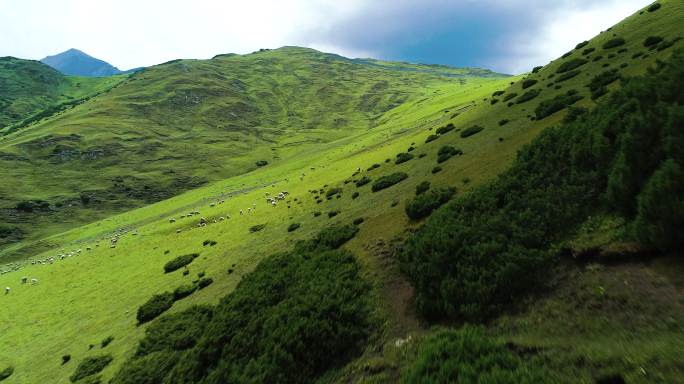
[
  {"x1": 353, "y1": 218, "x2": 364, "y2": 225},
  {"x1": 515, "y1": 89, "x2": 541, "y2": 104},
  {"x1": 416, "y1": 181, "x2": 431, "y2": 195},
  {"x1": 137, "y1": 292, "x2": 175, "y2": 324},
  {"x1": 502, "y1": 92, "x2": 518, "y2": 102},
  {"x1": 249, "y1": 224, "x2": 266, "y2": 233},
  {"x1": 287, "y1": 223, "x2": 301, "y2": 232},
  {"x1": 172, "y1": 284, "x2": 197, "y2": 301},
  {"x1": 351, "y1": 192, "x2": 359, "y2": 199},
  {"x1": 521, "y1": 79, "x2": 538, "y2": 89},
  {"x1": 395, "y1": 152, "x2": 415, "y2": 164},
  {"x1": 556, "y1": 58, "x2": 588, "y2": 73},
  {"x1": 582, "y1": 47, "x2": 596, "y2": 55},
  {"x1": 576, "y1": 41, "x2": 590, "y2": 50},
  {"x1": 197, "y1": 277, "x2": 213, "y2": 289},
  {"x1": 255, "y1": 160, "x2": 268, "y2": 167},
  {"x1": 437, "y1": 146, "x2": 463, "y2": 163},
  {"x1": 588, "y1": 69, "x2": 620, "y2": 99},
  {"x1": 101, "y1": 336, "x2": 114, "y2": 348},
  {"x1": 535, "y1": 90, "x2": 584, "y2": 119},
  {"x1": 425, "y1": 134, "x2": 440, "y2": 143},
  {"x1": 62, "y1": 355, "x2": 71, "y2": 365},
  {"x1": 435, "y1": 123, "x2": 455, "y2": 135},
  {"x1": 490, "y1": 98, "x2": 499, "y2": 105},
  {"x1": 325, "y1": 187, "x2": 343, "y2": 198},
  {"x1": 492, "y1": 90, "x2": 505, "y2": 96},
  {"x1": 163, "y1": 253, "x2": 199, "y2": 273},
  {"x1": 304, "y1": 224, "x2": 360, "y2": 250},
  {"x1": 603, "y1": 37, "x2": 626, "y2": 49},
  {"x1": 202, "y1": 239, "x2": 217, "y2": 246},
  {"x1": 460, "y1": 125, "x2": 484, "y2": 138},
  {"x1": 405, "y1": 187, "x2": 456, "y2": 220},
  {"x1": 355, "y1": 176, "x2": 371, "y2": 187},
  {"x1": 648, "y1": 2, "x2": 661, "y2": 12},
  {"x1": 556, "y1": 69, "x2": 581, "y2": 82},
  {"x1": 0, "y1": 366, "x2": 13, "y2": 381},
  {"x1": 644, "y1": 36, "x2": 664, "y2": 47},
  {"x1": 372, "y1": 172, "x2": 408, "y2": 192},
  {"x1": 367, "y1": 163, "x2": 381, "y2": 171},
  {"x1": 70, "y1": 355, "x2": 113, "y2": 383},
  {"x1": 498, "y1": 119, "x2": 509, "y2": 126},
  {"x1": 561, "y1": 51, "x2": 572, "y2": 59},
  {"x1": 328, "y1": 210, "x2": 340, "y2": 218},
  {"x1": 403, "y1": 327, "x2": 548, "y2": 384}
]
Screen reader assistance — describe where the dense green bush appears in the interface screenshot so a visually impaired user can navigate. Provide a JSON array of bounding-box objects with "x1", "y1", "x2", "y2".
[
  {"x1": 532, "y1": 66, "x2": 543, "y2": 73},
  {"x1": 503, "y1": 92, "x2": 518, "y2": 102},
  {"x1": 437, "y1": 146, "x2": 463, "y2": 163},
  {"x1": 403, "y1": 327, "x2": 548, "y2": 384},
  {"x1": 556, "y1": 69, "x2": 581, "y2": 82},
  {"x1": 644, "y1": 36, "x2": 663, "y2": 47},
  {"x1": 575, "y1": 41, "x2": 590, "y2": 50},
  {"x1": 372, "y1": 172, "x2": 408, "y2": 192},
  {"x1": 431, "y1": 166, "x2": 442, "y2": 174},
  {"x1": 62, "y1": 355, "x2": 71, "y2": 365},
  {"x1": 0, "y1": 366, "x2": 13, "y2": 381},
  {"x1": 425, "y1": 134, "x2": 440, "y2": 143},
  {"x1": 70, "y1": 355, "x2": 113, "y2": 382},
  {"x1": 490, "y1": 98, "x2": 499, "y2": 105},
  {"x1": 137, "y1": 292, "x2": 175, "y2": 324},
  {"x1": 113, "y1": 228, "x2": 372, "y2": 384},
  {"x1": 405, "y1": 187, "x2": 456, "y2": 220},
  {"x1": 173, "y1": 284, "x2": 197, "y2": 301},
  {"x1": 498, "y1": 119, "x2": 509, "y2": 126},
  {"x1": 395, "y1": 152, "x2": 415, "y2": 164},
  {"x1": 535, "y1": 90, "x2": 584, "y2": 119},
  {"x1": 325, "y1": 187, "x2": 342, "y2": 198},
  {"x1": 367, "y1": 163, "x2": 381, "y2": 171},
  {"x1": 436, "y1": 123, "x2": 455, "y2": 135},
  {"x1": 163, "y1": 253, "x2": 199, "y2": 273},
  {"x1": 556, "y1": 58, "x2": 588, "y2": 73},
  {"x1": 351, "y1": 191, "x2": 359, "y2": 199},
  {"x1": 515, "y1": 89, "x2": 541, "y2": 104},
  {"x1": 101, "y1": 336, "x2": 114, "y2": 348},
  {"x1": 561, "y1": 51, "x2": 572, "y2": 59},
  {"x1": 249, "y1": 224, "x2": 266, "y2": 232},
  {"x1": 328, "y1": 210, "x2": 340, "y2": 218},
  {"x1": 492, "y1": 90, "x2": 505, "y2": 96},
  {"x1": 460, "y1": 125, "x2": 484, "y2": 138},
  {"x1": 415, "y1": 181, "x2": 431, "y2": 195},
  {"x1": 287, "y1": 223, "x2": 301, "y2": 232},
  {"x1": 355, "y1": 176, "x2": 371, "y2": 187},
  {"x1": 202, "y1": 239, "x2": 217, "y2": 246},
  {"x1": 588, "y1": 69, "x2": 620, "y2": 99},
  {"x1": 255, "y1": 160, "x2": 268, "y2": 167},
  {"x1": 197, "y1": 277, "x2": 213, "y2": 289},
  {"x1": 582, "y1": 47, "x2": 595, "y2": 55},
  {"x1": 521, "y1": 79, "x2": 538, "y2": 89},
  {"x1": 603, "y1": 37, "x2": 626, "y2": 49},
  {"x1": 353, "y1": 218, "x2": 364, "y2": 225},
  {"x1": 648, "y1": 2, "x2": 661, "y2": 12},
  {"x1": 399, "y1": 50, "x2": 684, "y2": 320}
]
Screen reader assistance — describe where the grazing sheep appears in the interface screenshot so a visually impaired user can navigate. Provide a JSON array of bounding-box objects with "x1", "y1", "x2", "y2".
[
  {"x1": 240, "y1": 209, "x2": 244, "y2": 215},
  {"x1": 169, "y1": 218, "x2": 176, "y2": 223},
  {"x1": 5, "y1": 287, "x2": 10, "y2": 294},
  {"x1": 210, "y1": 203, "x2": 215, "y2": 207},
  {"x1": 31, "y1": 278, "x2": 38, "y2": 285},
  {"x1": 176, "y1": 229, "x2": 182, "y2": 234},
  {"x1": 247, "y1": 208, "x2": 252, "y2": 213}
]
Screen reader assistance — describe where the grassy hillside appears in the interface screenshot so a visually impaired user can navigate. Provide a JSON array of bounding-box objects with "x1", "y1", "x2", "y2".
[
  {"x1": 0, "y1": 47, "x2": 507, "y2": 258},
  {"x1": 0, "y1": 1, "x2": 682, "y2": 383},
  {"x1": 0, "y1": 57, "x2": 121, "y2": 130}
]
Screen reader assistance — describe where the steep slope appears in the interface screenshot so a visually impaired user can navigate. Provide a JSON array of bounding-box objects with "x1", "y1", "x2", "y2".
[
  {"x1": 41, "y1": 48, "x2": 130, "y2": 77},
  {"x1": 0, "y1": 46, "x2": 507, "y2": 254},
  {"x1": 0, "y1": 2, "x2": 682, "y2": 383},
  {"x1": 0, "y1": 57, "x2": 121, "y2": 129}
]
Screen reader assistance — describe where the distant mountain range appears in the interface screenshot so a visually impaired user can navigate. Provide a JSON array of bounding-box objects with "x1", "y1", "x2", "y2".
[{"x1": 40, "y1": 48, "x2": 142, "y2": 77}]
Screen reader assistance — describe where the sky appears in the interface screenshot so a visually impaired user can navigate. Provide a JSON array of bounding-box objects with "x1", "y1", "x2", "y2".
[{"x1": 0, "y1": 0, "x2": 651, "y2": 74}]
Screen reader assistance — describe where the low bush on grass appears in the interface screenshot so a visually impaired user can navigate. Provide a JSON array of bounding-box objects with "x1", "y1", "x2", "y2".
[
  {"x1": 588, "y1": 69, "x2": 620, "y2": 99},
  {"x1": 535, "y1": 90, "x2": 584, "y2": 119},
  {"x1": 603, "y1": 37, "x2": 626, "y2": 49},
  {"x1": 644, "y1": 36, "x2": 663, "y2": 47},
  {"x1": 173, "y1": 284, "x2": 197, "y2": 301},
  {"x1": 353, "y1": 218, "x2": 364, "y2": 225},
  {"x1": 137, "y1": 292, "x2": 175, "y2": 324},
  {"x1": 460, "y1": 125, "x2": 484, "y2": 138},
  {"x1": 431, "y1": 166, "x2": 442, "y2": 174},
  {"x1": 328, "y1": 210, "x2": 340, "y2": 218},
  {"x1": 437, "y1": 146, "x2": 463, "y2": 163},
  {"x1": 367, "y1": 163, "x2": 381, "y2": 171},
  {"x1": 403, "y1": 327, "x2": 549, "y2": 384},
  {"x1": 575, "y1": 41, "x2": 589, "y2": 50},
  {"x1": 502, "y1": 92, "x2": 517, "y2": 102},
  {"x1": 287, "y1": 223, "x2": 301, "y2": 232},
  {"x1": 492, "y1": 90, "x2": 505, "y2": 96},
  {"x1": 436, "y1": 123, "x2": 455, "y2": 135},
  {"x1": 351, "y1": 192, "x2": 359, "y2": 199},
  {"x1": 490, "y1": 98, "x2": 499, "y2": 105},
  {"x1": 405, "y1": 187, "x2": 455, "y2": 220},
  {"x1": 255, "y1": 160, "x2": 268, "y2": 167},
  {"x1": 582, "y1": 47, "x2": 596, "y2": 55},
  {"x1": 70, "y1": 355, "x2": 113, "y2": 383},
  {"x1": 556, "y1": 58, "x2": 588, "y2": 73},
  {"x1": 415, "y1": 181, "x2": 431, "y2": 195},
  {"x1": 556, "y1": 69, "x2": 581, "y2": 82},
  {"x1": 647, "y1": 2, "x2": 661, "y2": 12},
  {"x1": 395, "y1": 152, "x2": 415, "y2": 165},
  {"x1": 515, "y1": 89, "x2": 541, "y2": 104},
  {"x1": 249, "y1": 224, "x2": 266, "y2": 233},
  {"x1": 561, "y1": 51, "x2": 572, "y2": 59},
  {"x1": 62, "y1": 355, "x2": 71, "y2": 365},
  {"x1": 498, "y1": 119, "x2": 509, "y2": 126},
  {"x1": 325, "y1": 187, "x2": 343, "y2": 198},
  {"x1": 532, "y1": 66, "x2": 543, "y2": 73},
  {"x1": 521, "y1": 79, "x2": 538, "y2": 89},
  {"x1": 425, "y1": 134, "x2": 440, "y2": 143},
  {"x1": 0, "y1": 366, "x2": 13, "y2": 381},
  {"x1": 101, "y1": 336, "x2": 114, "y2": 348},
  {"x1": 202, "y1": 239, "x2": 217, "y2": 246},
  {"x1": 355, "y1": 176, "x2": 371, "y2": 187},
  {"x1": 372, "y1": 172, "x2": 408, "y2": 192},
  {"x1": 197, "y1": 277, "x2": 213, "y2": 289},
  {"x1": 593, "y1": 55, "x2": 604, "y2": 62},
  {"x1": 163, "y1": 253, "x2": 199, "y2": 273}
]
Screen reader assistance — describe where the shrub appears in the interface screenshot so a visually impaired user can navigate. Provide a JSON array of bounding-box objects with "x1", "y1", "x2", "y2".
[
  {"x1": 415, "y1": 181, "x2": 431, "y2": 195},
  {"x1": 563, "y1": 106, "x2": 588, "y2": 123},
  {"x1": 0, "y1": 366, "x2": 13, "y2": 381},
  {"x1": 532, "y1": 66, "x2": 543, "y2": 73},
  {"x1": 460, "y1": 125, "x2": 484, "y2": 138},
  {"x1": 305, "y1": 224, "x2": 359, "y2": 250},
  {"x1": 425, "y1": 134, "x2": 440, "y2": 143},
  {"x1": 355, "y1": 176, "x2": 371, "y2": 187},
  {"x1": 521, "y1": 79, "x2": 538, "y2": 89},
  {"x1": 535, "y1": 91, "x2": 584, "y2": 120},
  {"x1": 593, "y1": 55, "x2": 604, "y2": 62},
  {"x1": 647, "y1": 2, "x2": 661, "y2": 12},
  {"x1": 353, "y1": 218, "x2": 364, "y2": 225},
  {"x1": 490, "y1": 98, "x2": 499, "y2": 105},
  {"x1": 502, "y1": 92, "x2": 517, "y2": 102},
  {"x1": 287, "y1": 223, "x2": 301, "y2": 232},
  {"x1": 633, "y1": 51, "x2": 644, "y2": 59},
  {"x1": 561, "y1": 51, "x2": 572, "y2": 59},
  {"x1": 70, "y1": 355, "x2": 113, "y2": 382},
  {"x1": 325, "y1": 187, "x2": 342, "y2": 198},
  {"x1": 582, "y1": 47, "x2": 596, "y2": 55},
  {"x1": 101, "y1": 336, "x2": 114, "y2": 348},
  {"x1": 556, "y1": 69, "x2": 581, "y2": 82},
  {"x1": 255, "y1": 160, "x2": 268, "y2": 167},
  {"x1": 163, "y1": 253, "x2": 199, "y2": 273},
  {"x1": 173, "y1": 284, "x2": 197, "y2": 300},
  {"x1": 197, "y1": 277, "x2": 213, "y2": 289},
  {"x1": 492, "y1": 90, "x2": 505, "y2": 96},
  {"x1": 603, "y1": 37, "x2": 626, "y2": 49},
  {"x1": 437, "y1": 146, "x2": 463, "y2": 163},
  {"x1": 556, "y1": 58, "x2": 588, "y2": 73},
  {"x1": 405, "y1": 187, "x2": 456, "y2": 220},
  {"x1": 351, "y1": 192, "x2": 359, "y2": 199},
  {"x1": 137, "y1": 292, "x2": 174, "y2": 324},
  {"x1": 372, "y1": 172, "x2": 408, "y2": 192},
  {"x1": 367, "y1": 163, "x2": 381, "y2": 171},
  {"x1": 313, "y1": 211, "x2": 321, "y2": 217},
  {"x1": 515, "y1": 89, "x2": 541, "y2": 104},
  {"x1": 644, "y1": 36, "x2": 663, "y2": 47},
  {"x1": 436, "y1": 123, "x2": 455, "y2": 135},
  {"x1": 328, "y1": 210, "x2": 340, "y2": 218},
  {"x1": 395, "y1": 152, "x2": 415, "y2": 164},
  {"x1": 575, "y1": 40, "x2": 590, "y2": 50},
  {"x1": 588, "y1": 69, "x2": 620, "y2": 99},
  {"x1": 202, "y1": 239, "x2": 217, "y2": 246},
  {"x1": 498, "y1": 119, "x2": 509, "y2": 126},
  {"x1": 249, "y1": 224, "x2": 266, "y2": 233},
  {"x1": 62, "y1": 355, "x2": 72, "y2": 365},
  {"x1": 431, "y1": 166, "x2": 442, "y2": 174},
  {"x1": 403, "y1": 327, "x2": 549, "y2": 384}
]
